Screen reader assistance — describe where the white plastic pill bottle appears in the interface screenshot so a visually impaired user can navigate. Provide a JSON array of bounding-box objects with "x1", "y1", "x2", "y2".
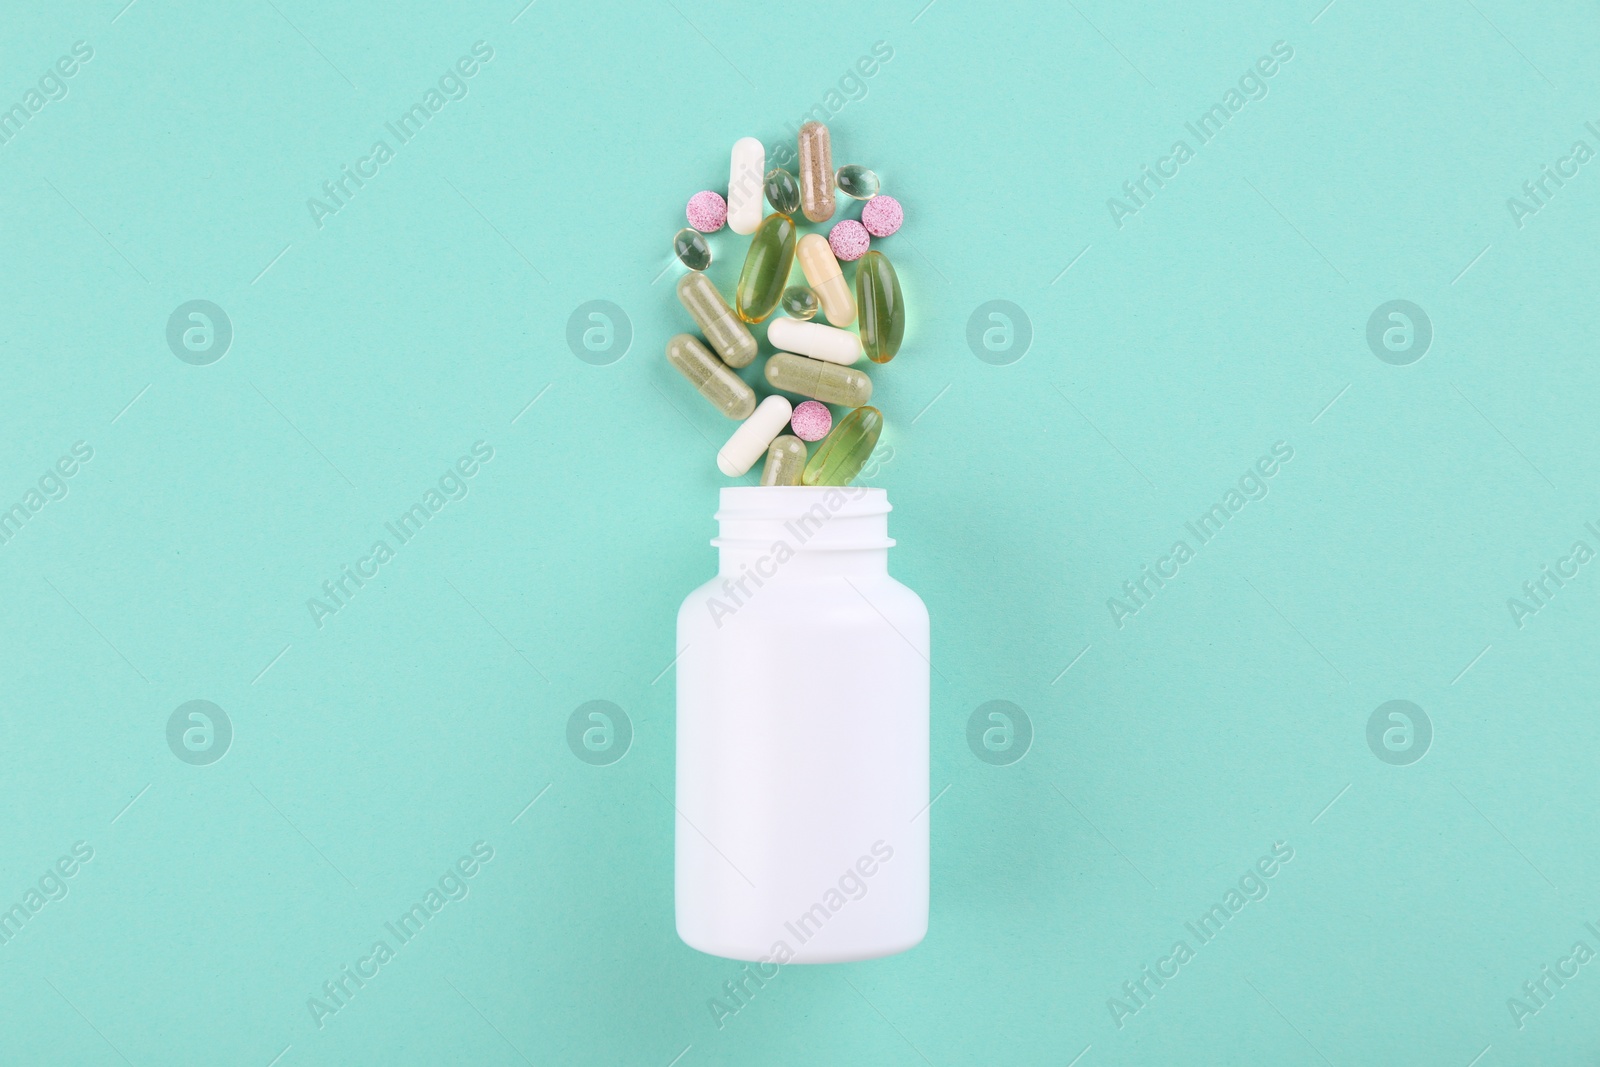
[{"x1": 675, "y1": 486, "x2": 929, "y2": 963}]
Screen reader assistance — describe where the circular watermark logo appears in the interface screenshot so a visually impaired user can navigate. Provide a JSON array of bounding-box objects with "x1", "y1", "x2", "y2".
[
  {"x1": 1366, "y1": 300, "x2": 1431, "y2": 366},
  {"x1": 966, "y1": 700, "x2": 1032, "y2": 766},
  {"x1": 966, "y1": 300, "x2": 1032, "y2": 366},
  {"x1": 566, "y1": 700, "x2": 632, "y2": 766},
  {"x1": 166, "y1": 300, "x2": 233, "y2": 365},
  {"x1": 166, "y1": 700, "x2": 233, "y2": 765},
  {"x1": 566, "y1": 301, "x2": 632, "y2": 366},
  {"x1": 1366, "y1": 700, "x2": 1431, "y2": 765}
]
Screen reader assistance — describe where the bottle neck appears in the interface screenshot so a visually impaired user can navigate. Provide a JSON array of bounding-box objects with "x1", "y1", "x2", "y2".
[
  {"x1": 713, "y1": 486, "x2": 893, "y2": 578},
  {"x1": 719, "y1": 544, "x2": 887, "y2": 578}
]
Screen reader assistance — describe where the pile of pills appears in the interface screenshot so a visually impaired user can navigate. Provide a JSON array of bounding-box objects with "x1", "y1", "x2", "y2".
[{"x1": 666, "y1": 121, "x2": 906, "y2": 487}]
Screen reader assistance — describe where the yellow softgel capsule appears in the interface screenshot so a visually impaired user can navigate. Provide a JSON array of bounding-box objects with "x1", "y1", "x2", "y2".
[
  {"x1": 667, "y1": 334, "x2": 756, "y2": 420},
  {"x1": 735, "y1": 213, "x2": 796, "y2": 324},
  {"x1": 797, "y1": 121, "x2": 835, "y2": 223},
  {"x1": 854, "y1": 251, "x2": 904, "y2": 364},
  {"x1": 678, "y1": 272, "x2": 757, "y2": 368},
  {"x1": 764, "y1": 352, "x2": 872, "y2": 407},
  {"x1": 802, "y1": 405, "x2": 883, "y2": 487},
  {"x1": 759, "y1": 435, "x2": 807, "y2": 486},
  {"x1": 796, "y1": 233, "x2": 855, "y2": 326}
]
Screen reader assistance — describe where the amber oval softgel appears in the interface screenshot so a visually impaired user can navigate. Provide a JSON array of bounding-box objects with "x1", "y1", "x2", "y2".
[
  {"x1": 678, "y1": 272, "x2": 757, "y2": 368},
  {"x1": 802, "y1": 405, "x2": 882, "y2": 487},
  {"x1": 765, "y1": 352, "x2": 872, "y2": 407},
  {"x1": 796, "y1": 233, "x2": 855, "y2": 326},
  {"x1": 797, "y1": 121, "x2": 835, "y2": 223},
  {"x1": 667, "y1": 334, "x2": 756, "y2": 420},
  {"x1": 736, "y1": 213, "x2": 796, "y2": 324},
  {"x1": 764, "y1": 167, "x2": 800, "y2": 216},
  {"x1": 759, "y1": 435, "x2": 808, "y2": 486},
  {"x1": 854, "y1": 251, "x2": 904, "y2": 364}
]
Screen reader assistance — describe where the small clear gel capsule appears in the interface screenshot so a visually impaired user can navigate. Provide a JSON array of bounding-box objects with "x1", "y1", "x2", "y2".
[
  {"x1": 728, "y1": 137, "x2": 765, "y2": 235},
  {"x1": 667, "y1": 334, "x2": 756, "y2": 420},
  {"x1": 798, "y1": 121, "x2": 836, "y2": 223},
  {"x1": 678, "y1": 271, "x2": 757, "y2": 368},
  {"x1": 764, "y1": 167, "x2": 801, "y2": 216},
  {"x1": 796, "y1": 233, "x2": 856, "y2": 326},
  {"x1": 834, "y1": 164, "x2": 880, "y2": 200},
  {"x1": 765, "y1": 351, "x2": 873, "y2": 407},
  {"x1": 766, "y1": 316, "x2": 862, "y2": 365},
  {"x1": 781, "y1": 285, "x2": 819, "y2": 320},
  {"x1": 759, "y1": 435, "x2": 808, "y2": 486},
  {"x1": 673, "y1": 228, "x2": 712, "y2": 271},
  {"x1": 802, "y1": 405, "x2": 883, "y2": 487},
  {"x1": 735, "y1": 212, "x2": 797, "y2": 324},
  {"x1": 718, "y1": 395, "x2": 793, "y2": 477},
  {"x1": 854, "y1": 250, "x2": 904, "y2": 364}
]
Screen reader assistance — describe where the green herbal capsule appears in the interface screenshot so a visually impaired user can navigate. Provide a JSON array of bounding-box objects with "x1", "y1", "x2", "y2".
[
  {"x1": 764, "y1": 167, "x2": 800, "y2": 216},
  {"x1": 736, "y1": 213, "x2": 797, "y2": 324},
  {"x1": 765, "y1": 352, "x2": 872, "y2": 407},
  {"x1": 759, "y1": 435, "x2": 808, "y2": 486},
  {"x1": 854, "y1": 251, "x2": 904, "y2": 364},
  {"x1": 678, "y1": 271, "x2": 757, "y2": 368},
  {"x1": 667, "y1": 334, "x2": 756, "y2": 420},
  {"x1": 802, "y1": 405, "x2": 882, "y2": 487}
]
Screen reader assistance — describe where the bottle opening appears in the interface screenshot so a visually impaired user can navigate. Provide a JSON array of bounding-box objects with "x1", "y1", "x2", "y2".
[{"x1": 713, "y1": 486, "x2": 894, "y2": 551}]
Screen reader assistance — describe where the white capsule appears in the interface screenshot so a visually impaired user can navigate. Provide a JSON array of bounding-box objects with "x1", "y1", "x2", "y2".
[
  {"x1": 717, "y1": 395, "x2": 793, "y2": 477},
  {"x1": 728, "y1": 137, "x2": 766, "y2": 236},
  {"x1": 766, "y1": 317, "x2": 862, "y2": 365}
]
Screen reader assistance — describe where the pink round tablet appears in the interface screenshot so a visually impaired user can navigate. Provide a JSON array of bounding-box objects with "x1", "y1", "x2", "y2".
[
  {"x1": 828, "y1": 219, "x2": 870, "y2": 262},
  {"x1": 861, "y1": 195, "x2": 903, "y2": 237},
  {"x1": 790, "y1": 401, "x2": 832, "y2": 442},
  {"x1": 686, "y1": 190, "x2": 727, "y2": 233}
]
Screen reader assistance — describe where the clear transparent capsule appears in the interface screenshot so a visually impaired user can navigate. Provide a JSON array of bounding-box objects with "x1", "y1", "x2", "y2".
[
  {"x1": 678, "y1": 271, "x2": 757, "y2": 368},
  {"x1": 765, "y1": 352, "x2": 873, "y2": 407},
  {"x1": 834, "y1": 164, "x2": 880, "y2": 200},
  {"x1": 667, "y1": 334, "x2": 756, "y2": 420},
  {"x1": 673, "y1": 228, "x2": 711, "y2": 271},
  {"x1": 802, "y1": 405, "x2": 882, "y2": 487},
  {"x1": 759, "y1": 435, "x2": 807, "y2": 486},
  {"x1": 764, "y1": 167, "x2": 801, "y2": 216},
  {"x1": 781, "y1": 285, "x2": 819, "y2": 320}
]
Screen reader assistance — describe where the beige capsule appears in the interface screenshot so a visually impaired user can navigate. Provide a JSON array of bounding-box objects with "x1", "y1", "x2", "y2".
[
  {"x1": 796, "y1": 234, "x2": 855, "y2": 326},
  {"x1": 678, "y1": 272, "x2": 757, "y2": 368},
  {"x1": 759, "y1": 435, "x2": 808, "y2": 486},
  {"x1": 667, "y1": 334, "x2": 756, "y2": 420},
  {"x1": 764, "y1": 351, "x2": 873, "y2": 407},
  {"x1": 797, "y1": 121, "x2": 835, "y2": 223}
]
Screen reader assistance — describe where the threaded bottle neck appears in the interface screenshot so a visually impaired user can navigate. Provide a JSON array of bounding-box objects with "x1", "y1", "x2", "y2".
[{"x1": 714, "y1": 486, "x2": 893, "y2": 576}]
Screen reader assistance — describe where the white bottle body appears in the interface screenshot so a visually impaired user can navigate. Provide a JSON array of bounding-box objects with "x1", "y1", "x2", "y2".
[{"x1": 675, "y1": 487, "x2": 929, "y2": 963}]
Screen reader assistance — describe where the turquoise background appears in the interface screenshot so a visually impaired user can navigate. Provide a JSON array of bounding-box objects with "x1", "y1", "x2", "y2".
[{"x1": 2, "y1": 0, "x2": 1598, "y2": 1063}]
